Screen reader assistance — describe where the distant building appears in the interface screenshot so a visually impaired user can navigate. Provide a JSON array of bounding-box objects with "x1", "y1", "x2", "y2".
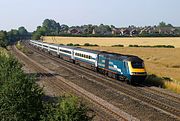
[
  {"x1": 111, "y1": 28, "x2": 121, "y2": 35},
  {"x1": 92, "y1": 29, "x2": 96, "y2": 34},
  {"x1": 130, "y1": 29, "x2": 139, "y2": 36},
  {"x1": 120, "y1": 29, "x2": 130, "y2": 36}
]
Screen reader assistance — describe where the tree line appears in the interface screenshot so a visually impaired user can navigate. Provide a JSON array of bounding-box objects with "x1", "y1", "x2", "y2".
[
  {"x1": 0, "y1": 27, "x2": 31, "y2": 48},
  {"x1": 32, "y1": 19, "x2": 180, "y2": 40}
]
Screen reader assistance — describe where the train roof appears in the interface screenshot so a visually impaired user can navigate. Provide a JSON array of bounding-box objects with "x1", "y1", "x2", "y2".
[
  {"x1": 74, "y1": 47, "x2": 101, "y2": 54},
  {"x1": 99, "y1": 52, "x2": 143, "y2": 62},
  {"x1": 45, "y1": 42, "x2": 78, "y2": 49},
  {"x1": 58, "y1": 45, "x2": 78, "y2": 49}
]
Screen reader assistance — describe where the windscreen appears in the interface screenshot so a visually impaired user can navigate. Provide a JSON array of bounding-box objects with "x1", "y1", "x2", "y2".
[{"x1": 131, "y1": 62, "x2": 144, "y2": 68}]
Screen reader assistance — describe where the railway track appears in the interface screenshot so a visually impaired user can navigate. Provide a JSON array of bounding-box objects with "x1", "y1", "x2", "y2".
[
  {"x1": 23, "y1": 41, "x2": 180, "y2": 120},
  {"x1": 138, "y1": 85, "x2": 180, "y2": 105},
  {"x1": 11, "y1": 45, "x2": 140, "y2": 121}
]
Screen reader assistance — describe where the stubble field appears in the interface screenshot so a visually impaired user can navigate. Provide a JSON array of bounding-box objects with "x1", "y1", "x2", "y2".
[{"x1": 43, "y1": 36, "x2": 180, "y2": 48}]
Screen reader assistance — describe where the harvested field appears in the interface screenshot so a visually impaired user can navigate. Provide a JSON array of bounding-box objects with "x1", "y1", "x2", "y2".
[{"x1": 42, "y1": 36, "x2": 180, "y2": 48}]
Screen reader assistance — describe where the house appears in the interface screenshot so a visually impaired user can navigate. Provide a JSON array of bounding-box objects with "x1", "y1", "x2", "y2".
[
  {"x1": 67, "y1": 28, "x2": 84, "y2": 34},
  {"x1": 68, "y1": 28, "x2": 79, "y2": 34},
  {"x1": 158, "y1": 27, "x2": 176, "y2": 34},
  {"x1": 130, "y1": 29, "x2": 139, "y2": 36},
  {"x1": 120, "y1": 28, "x2": 130, "y2": 36},
  {"x1": 111, "y1": 28, "x2": 121, "y2": 35}
]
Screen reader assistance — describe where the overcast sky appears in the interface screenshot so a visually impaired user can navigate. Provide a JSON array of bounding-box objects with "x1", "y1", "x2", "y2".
[{"x1": 0, "y1": 0, "x2": 180, "y2": 32}]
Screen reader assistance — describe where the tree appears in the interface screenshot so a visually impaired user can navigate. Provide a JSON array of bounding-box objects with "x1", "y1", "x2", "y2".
[
  {"x1": 60, "y1": 24, "x2": 69, "y2": 33},
  {"x1": 158, "y1": 21, "x2": 166, "y2": 27},
  {"x1": 42, "y1": 19, "x2": 61, "y2": 35},
  {"x1": 0, "y1": 54, "x2": 45, "y2": 121},
  {"x1": 0, "y1": 31, "x2": 8, "y2": 48},
  {"x1": 158, "y1": 21, "x2": 173, "y2": 28},
  {"x1": 7, "y1": 29, "x2": 19, "y2": 42},
  {"x1": 32, "y1": 19, "x2": 61, "y2": 39},
  {"x1": 18, "y1": 27, "x2": 28, "y2": 36},
  {"x1": 32, "y1": 26, "x2": 47, "y2": 40}
]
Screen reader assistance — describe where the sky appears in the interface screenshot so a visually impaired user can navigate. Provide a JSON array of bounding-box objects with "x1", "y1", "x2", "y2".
[{"x1": 0, "y1": 0, "x2": 180, "y2": 32}]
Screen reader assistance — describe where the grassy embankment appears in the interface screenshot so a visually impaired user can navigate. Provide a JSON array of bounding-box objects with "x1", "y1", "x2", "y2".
[
  {"x1": 16, "y1": 41, "x2": 33, "y2": 55},
  {"x1": 0, "y1": 47, "x2": 9, "y2": 57}
]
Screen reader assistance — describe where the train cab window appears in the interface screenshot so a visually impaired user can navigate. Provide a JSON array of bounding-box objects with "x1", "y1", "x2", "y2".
[{"x1": 131, "y1": 62, "x2": 144, "y2": 68}]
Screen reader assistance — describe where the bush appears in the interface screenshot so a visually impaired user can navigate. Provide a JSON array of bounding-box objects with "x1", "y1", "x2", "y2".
[
  {"x1": 144, "y1": 74, "x2": 164, "y2": 87},
  {"x1": 66, "y1": 43, "x2": 81, "y2": 46},
  {"x1": 153, "y1": 45, "x2": 175, "y2": 48},
  {"x1": 128, "y1": 44, "x2": 175, "y2": 48},
  {"x1": 66, "y1": 43, "x2": 74, "y2": 46},
  {"x1": 74, "y1": 44, "x2": 81, "y2": 46},
  {"x1": 0, "y1": 54, "x2": 45, "y2": 121},
  {"x1": 144, "y1": 74, "x2": 180, "y2": 93},
  {"x1": 84, "y1": 43, "x2": 98, "y2": 46},
  {"x1": 42, "y1": 95, "x2": 94, "y2": 121},
  {"x1": 129, "y1": 45, "x2": 139, "y2": 47}
]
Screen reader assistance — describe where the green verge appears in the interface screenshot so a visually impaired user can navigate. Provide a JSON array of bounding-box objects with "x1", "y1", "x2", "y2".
[
  {"x1": 0, "y1": 47, "x2": 93, "y2": 121},
  {"x1": 144, "y1": 74, "x2": 180, "y2": 94}
]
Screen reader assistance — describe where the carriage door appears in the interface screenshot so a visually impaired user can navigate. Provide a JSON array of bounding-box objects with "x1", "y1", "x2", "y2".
[{"x1": 105, "y1": 57, "x2": 109, "y2": 69}]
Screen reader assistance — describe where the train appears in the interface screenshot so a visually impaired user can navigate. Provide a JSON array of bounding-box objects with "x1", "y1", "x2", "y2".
[{"x1": 29, "y1": 40, "x2": 147, "y2": 84}]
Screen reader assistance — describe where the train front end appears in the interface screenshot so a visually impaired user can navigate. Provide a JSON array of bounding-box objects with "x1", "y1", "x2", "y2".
[{"x1": 127, "y1": 60, "x2": 147, "y2": 83}]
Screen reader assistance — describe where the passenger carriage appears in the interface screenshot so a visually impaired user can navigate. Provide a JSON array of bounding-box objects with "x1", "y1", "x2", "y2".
[{"x1": 73, "y1": 48, "x2": 100, "y2": 71}]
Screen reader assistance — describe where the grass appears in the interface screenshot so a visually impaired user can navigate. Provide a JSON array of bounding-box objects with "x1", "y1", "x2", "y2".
[
  {"x1": 164, "y1": 81, "x2": 180, "y2": 94},
  {"x1": 144, "y1": 74, "x2": 180, "y2": 94},
  {"x1": 0, "y1": 47, "x2": 9, "y2": 57},
  {"x1": 16, "y1": 41, "x2": 33, "y2": 54}
]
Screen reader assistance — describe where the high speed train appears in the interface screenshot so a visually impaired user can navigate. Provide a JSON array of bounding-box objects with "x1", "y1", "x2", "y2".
[{"x1": 29, "y1": 40, "x2": 147, "y2": 84}]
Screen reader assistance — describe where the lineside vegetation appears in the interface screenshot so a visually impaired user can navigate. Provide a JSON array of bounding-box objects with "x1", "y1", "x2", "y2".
[{"x1": 0, "y1": 49, "x2": 93, "y2": 121}]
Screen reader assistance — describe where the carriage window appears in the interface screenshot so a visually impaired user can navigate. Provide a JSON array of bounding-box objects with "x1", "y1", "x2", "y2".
[
  {"x1": 50, "y1": 47, "x2": 57, "y2": 50},
  {"x1": 60, "y1": 49, "x2": 71, "y2": 54}
]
